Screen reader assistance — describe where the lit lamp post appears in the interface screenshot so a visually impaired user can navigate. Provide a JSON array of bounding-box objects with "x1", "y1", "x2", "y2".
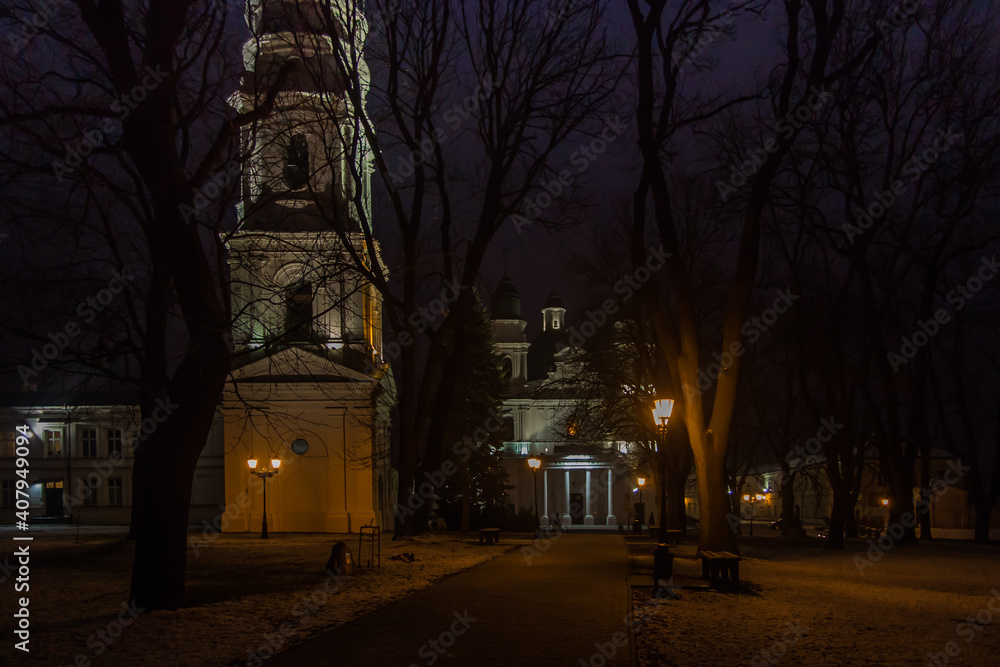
[
  {"x1": 651, "y1": 398, "x2": 674, "y2": 542},
  {"x1": 743, "y1": 492, "x2": 765, "y2": 537},
  {"x1": 528, "y1": 457, "x2": 541, "y2": 531},
  {"x1": 881, "y1": 497, "x2": 889, "y2": 531},
  {"x1": 248, "y1": 455, "x2": 281, "y2": 539},
  {"x1": 637, "y1": 477, "x2": 646, "y2": 506}
]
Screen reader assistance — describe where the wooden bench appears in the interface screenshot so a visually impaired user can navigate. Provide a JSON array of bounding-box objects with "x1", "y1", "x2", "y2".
[
  {"x1": 700, "y1": 551, "x2": 741, "y2": 587},
  {"x1": 478, "y1": 528, "x2": 501, "y2": 545}
]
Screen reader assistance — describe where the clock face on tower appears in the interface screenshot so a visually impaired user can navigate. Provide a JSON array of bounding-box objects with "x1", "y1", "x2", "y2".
[{"x1": 283, "y1": 133, "x2": 310, "y2": 189}]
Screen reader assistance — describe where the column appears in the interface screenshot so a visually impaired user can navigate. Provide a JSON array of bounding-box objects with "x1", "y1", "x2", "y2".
[
  {"x1": 562, "y1": 470, "x2": 571, "y2": 528},
  {"x1": 541, "y1": 469, "x2": 550, "y2": 528},
  {"x1": 607, "y1": 468, "x2": 616, "y2": 525},
  {"x1": 584, "y1": 469, "x2": 594, "y2": 525}
]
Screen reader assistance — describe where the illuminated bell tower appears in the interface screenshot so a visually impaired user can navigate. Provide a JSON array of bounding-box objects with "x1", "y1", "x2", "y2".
[{"x1": 227, "y1": 0, "x2": 380, "y2": 367}]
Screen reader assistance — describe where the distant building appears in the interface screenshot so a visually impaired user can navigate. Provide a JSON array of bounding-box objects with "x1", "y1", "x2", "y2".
[
  {"x1": 0, "y1": 393, "x2": 224, "y2": 526},
  {"x1": 490, "y1": 276, "x2": 631, "y2": 528}
]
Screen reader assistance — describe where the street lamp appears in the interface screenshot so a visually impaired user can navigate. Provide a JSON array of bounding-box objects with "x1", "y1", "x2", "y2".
[
  {"x1": 651, "y1": 398, "x2": 674, "y2": 541},
  {"x1": 637, "y1": 477, "x2": 646, "y2": 506},
  {"x1": 248, "y1": 455, "x2": 281, "y2": 539},
  {"x1": 881, "y1": 497, "x2": 890, "y2": 530},
  {"x1": 743, "y1": 492, "x2": 765, "y2": 537},
  {"x1": 528, "y1": 457, "x2": 541, "y2": 531}
]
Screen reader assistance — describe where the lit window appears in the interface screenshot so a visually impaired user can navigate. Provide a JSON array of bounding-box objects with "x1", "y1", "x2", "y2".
[
  {"x1": 81, "y1": 429, "x2": 98, "y2": 457},
  {"x1": 0, "y1": 432, "x2": 14, "y2": 458},
  {"x1": 44, "y1": 428, "x2": 62, "y2": 457}
]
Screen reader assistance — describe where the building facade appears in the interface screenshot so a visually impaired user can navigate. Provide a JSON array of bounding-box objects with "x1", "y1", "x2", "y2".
[{"x1": 490, "y1": 277, "x2": 632, "y2": 529}]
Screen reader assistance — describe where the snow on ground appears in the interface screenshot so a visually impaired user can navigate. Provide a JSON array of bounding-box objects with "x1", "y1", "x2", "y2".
[
  {"x1": 0, "y1": 526, "x2": 529, "y2": 666},
  {"x1": 629, "y1": 536, "x2": 1000, "y2": 666}
]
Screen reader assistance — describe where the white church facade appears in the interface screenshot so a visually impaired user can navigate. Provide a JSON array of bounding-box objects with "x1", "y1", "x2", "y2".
[{"x1": 490, "y1": 277, "x2": 634, "y2": 529}]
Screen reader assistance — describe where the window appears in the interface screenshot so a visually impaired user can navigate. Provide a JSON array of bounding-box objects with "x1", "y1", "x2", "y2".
[
  {"x1": 83, "y1": 478, "x2": 98, "y2": 507},
  {"x1": 283, "y1": 134, "x2": 310, "y2": 189},
  {"x1": 1, "y1": 480, "x2": 13, "y2": 507},
  {"x1": 108, "y1": 478, "x2": 123, "y2": 506},
  {"x1": 44, "y1": 428, "x2": 62, "y2": 457},
  {"x1": 107, "y1": 429, "x2": 123, "y2": 458},
  {"x1": 285, "y1": 282, "x2": 314, "y2": 341},
  {"x1": 81, "y1": 429, "x2": 98, "y2": 457},
  {"x1": 0, "y1": 432, "x2": 14, "y2": 458},
  {"x1": 502, "y1": 356, "x2": 513, "y2": 381}
]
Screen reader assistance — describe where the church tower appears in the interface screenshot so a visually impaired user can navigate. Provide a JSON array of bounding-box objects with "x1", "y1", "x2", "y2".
[
  {"x1": 228, "y1": 0, "x2": 380, "y2": 366},
  {"x1": 220, "y1": 1, "x2": 393, "y2": 534},
  {"x1": 490, "y1": 276, "x2": 530, "y2": 387}
]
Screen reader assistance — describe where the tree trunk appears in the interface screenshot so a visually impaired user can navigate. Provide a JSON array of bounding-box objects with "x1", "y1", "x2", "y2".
[
  {"x1": 825, "y1": 487, "x2": 848, "y2": 550},
  {"x1": 694, "y1": 450, "x2": 739, "y2": 554},
  {"x1": 889, "y1": 466, "x2": 917, "y2": 543},
  {"x1": 974, "y1": 503, "x2": 993, "y2": 543},
  {"x1": 780, "y1": 478, "x2": 799, "y2": 537}
]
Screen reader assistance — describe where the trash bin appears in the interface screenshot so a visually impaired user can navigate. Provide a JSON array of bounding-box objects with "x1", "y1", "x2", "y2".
[{"x1": 654, "y1": 543, "x2": 673, "y2": 584}]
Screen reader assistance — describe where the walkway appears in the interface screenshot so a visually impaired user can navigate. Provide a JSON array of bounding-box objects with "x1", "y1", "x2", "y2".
[{"x1": 269, "y1": 532, "x2": 632, "y2": 666}]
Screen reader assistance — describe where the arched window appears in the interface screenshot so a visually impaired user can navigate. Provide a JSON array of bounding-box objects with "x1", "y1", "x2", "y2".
[
  {"x1": 285, "y1": 281, "x2": 313, "y2": 341},
  {"x1": 502, "y1": 356, "x2": 513, "y2": 380},
  {"x1": 284, "y1": 134, "x2": 309, "y2": 189}
]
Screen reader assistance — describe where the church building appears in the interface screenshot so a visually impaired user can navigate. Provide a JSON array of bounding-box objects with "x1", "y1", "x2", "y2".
[
  {"x1": 490, "y1": 277, "x2": 632, "y2": 529},
  {"x1": 221, "y1": 0, "x2": 393, "y2": 534}
]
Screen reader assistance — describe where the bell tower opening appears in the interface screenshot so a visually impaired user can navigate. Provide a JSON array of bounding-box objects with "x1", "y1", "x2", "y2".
[
  {"x1": 285, "y1": 281, "x2": 314, "y2": 341},
  {"x1": 283, "y1": 134, "x2": 310, "y2": 190}
]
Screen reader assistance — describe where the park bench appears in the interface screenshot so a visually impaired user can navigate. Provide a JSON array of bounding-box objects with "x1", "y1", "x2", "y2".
[
  {"x1": 478, "y1": 528, "x2": 501, "y2": 545},
  {"x1": 700, "y1": 551, "x2": 741, "y2": 587}
]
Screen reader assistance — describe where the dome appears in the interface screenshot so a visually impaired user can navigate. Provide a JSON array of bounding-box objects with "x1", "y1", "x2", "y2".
[
  {"x1": 543, "y1": 291, "x2": 563, "y2": 309},
  {"x1": 491, "y1": 276, "x2": 522, "y2": 320}
]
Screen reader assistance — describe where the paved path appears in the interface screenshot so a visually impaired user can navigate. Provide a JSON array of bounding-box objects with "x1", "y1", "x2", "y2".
[{"x1": 269, "y1": 533, "x2": 632, "y2": 666}]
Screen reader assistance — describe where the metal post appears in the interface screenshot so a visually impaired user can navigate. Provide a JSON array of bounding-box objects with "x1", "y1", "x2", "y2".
[
  {"x1": 532, "y1": 468, "x2": 540, "y2": 531},
  {"x1": 261, "y1": 473, "x2": 269, "y2": 539}
]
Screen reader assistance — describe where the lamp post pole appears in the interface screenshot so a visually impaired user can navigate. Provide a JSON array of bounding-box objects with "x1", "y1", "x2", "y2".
[
  {"x1": 651, "y1": 398, "x2": 674, "y2": 543},
  {"x1": 248, "y1": 456, "x2": 281, "y2": 539},
  {"x1": 528, "y1": 457, "x2": 541, "y2": 532},
  {"x1": 743, "y1": 493, "x2": 764, "y2": 537}
]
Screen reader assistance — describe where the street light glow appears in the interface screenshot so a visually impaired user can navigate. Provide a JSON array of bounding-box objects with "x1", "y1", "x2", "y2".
[
  {"x1": 651, "y1": 398, "x2": 675, "y2": 430},
  {"x1": 247, "y1": 457, "x2": 258, "y2": 470}
]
